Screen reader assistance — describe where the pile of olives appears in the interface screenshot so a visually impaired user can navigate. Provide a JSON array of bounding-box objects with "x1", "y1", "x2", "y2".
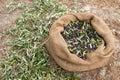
[{"x1": 61, "y1": 21, "x2": 102, "y2": 59}]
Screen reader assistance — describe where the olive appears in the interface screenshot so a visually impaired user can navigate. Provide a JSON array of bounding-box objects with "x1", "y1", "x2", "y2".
[{"x1": 92, "y1": 44, "x2": 97, "y2": 49}]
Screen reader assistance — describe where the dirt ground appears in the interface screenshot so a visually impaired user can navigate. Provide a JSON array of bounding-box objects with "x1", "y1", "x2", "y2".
[
  {"x1": 0, "y1": 0, "x2": 120, "y2": 80},
  {"x1": 0, "y1": 0, "x2": 33, "y2": 57}
]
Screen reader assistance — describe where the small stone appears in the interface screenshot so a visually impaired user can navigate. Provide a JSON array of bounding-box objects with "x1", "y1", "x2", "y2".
[{"x1": 99, "y1": 67, "x2": 107, "y2": 78}]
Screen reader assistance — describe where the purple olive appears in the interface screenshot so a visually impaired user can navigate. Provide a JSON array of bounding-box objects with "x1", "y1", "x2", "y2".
[{"x1": 92, "y1": 44, "x2": 97, "y2": 49}]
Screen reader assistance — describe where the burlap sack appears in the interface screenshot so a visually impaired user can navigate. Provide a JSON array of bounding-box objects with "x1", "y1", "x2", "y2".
[{"x1": 45, "y1": 13, "x2": 115, "y2": 72}]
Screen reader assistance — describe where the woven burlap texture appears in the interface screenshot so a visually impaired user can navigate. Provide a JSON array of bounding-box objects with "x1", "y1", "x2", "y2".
[{"x1": 45, "y1": 13, "x2": 115, "y2": 72}]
